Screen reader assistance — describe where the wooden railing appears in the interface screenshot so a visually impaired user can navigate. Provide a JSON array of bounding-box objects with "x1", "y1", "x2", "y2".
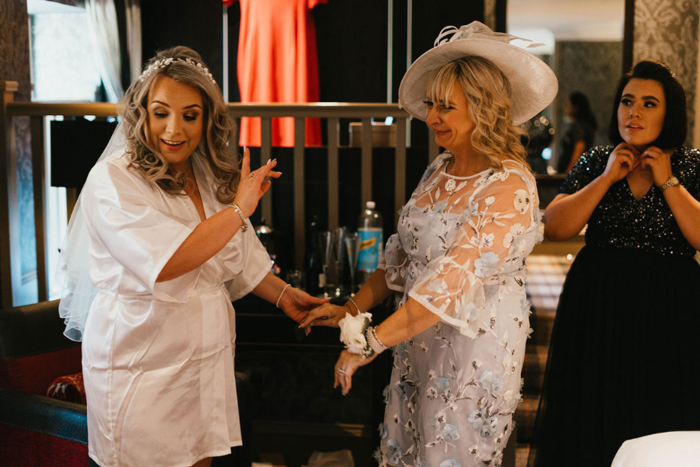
[{"x1": 0, "y1": 80, "x2": 440, "y2": 308}]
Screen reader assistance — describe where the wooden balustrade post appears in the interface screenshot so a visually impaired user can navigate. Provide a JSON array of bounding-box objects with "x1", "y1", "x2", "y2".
[
  {"x1": 0, "y1": 81, "x2": 20, "y2": 308},
  {"x1": 293, "y1": 117, "x2": 306, "y2": 269},
  {"x1": 30, "y1": 116, "x2": 48, "y2": 301},
  {"x1": 361, "y1": 118, "x2": 373, "y2": 206},
  {"x1": 260, "y1": 117, "x2": 273, "y2": 225},
  {"x1": 327, "y1": 117, "x2": 339, "y2": 231}
]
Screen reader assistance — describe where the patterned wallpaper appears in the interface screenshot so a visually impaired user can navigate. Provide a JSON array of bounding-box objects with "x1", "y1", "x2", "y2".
[
  {"x1": 554, "y1": 41, "x2": 623, "y2": 161},
  {"x1": 633, "y1": 0, "x2": 699, "y2": 147}
]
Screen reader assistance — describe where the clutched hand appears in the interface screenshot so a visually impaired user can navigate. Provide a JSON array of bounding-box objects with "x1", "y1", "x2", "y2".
[
  {"x1": 298, "y1": 303, "x2": 349, "y2": 331},
  {"x1": 278, "y1": 287, "x2": 330, "y2": 331},
  {"x1": 603, "y1": 142, "x2": 641, "y2": 184},
  {"x1": 334, "y1": 350, "x2": 376, "y2": 396},
  {"x1": 234, "y1": 147, "x2": 282, "y2": 218},
  {"x1": 640, "y1": 146, "x2": 674, "y2": 187}
]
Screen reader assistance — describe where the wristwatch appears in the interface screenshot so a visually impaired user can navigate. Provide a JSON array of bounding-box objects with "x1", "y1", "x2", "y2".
[{"x1": 660, "y1": 175, "x2": 680, "y2": 192}]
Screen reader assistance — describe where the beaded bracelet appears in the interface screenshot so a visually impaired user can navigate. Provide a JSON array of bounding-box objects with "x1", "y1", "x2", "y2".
[{"x1": 365, "y1": 325, "x2": 388, "y2": 355}]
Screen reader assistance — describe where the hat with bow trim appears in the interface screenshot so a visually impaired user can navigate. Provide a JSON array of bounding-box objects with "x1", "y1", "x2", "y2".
[{"x1": 399, "y1": 21, "x2": 558, "y2": 125}]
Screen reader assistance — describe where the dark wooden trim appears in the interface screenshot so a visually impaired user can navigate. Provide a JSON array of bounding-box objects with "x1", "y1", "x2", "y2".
[
  {"x1": 294, "y1": 118, "x2": 306, "y2": 269},
  {"x1": 0, "y1": 82, "x2": 19, "y2": 308},
  {"x1": 30, "y1": 116, "x2": 48, "y2": 302},
  {"x1": 361, "y1": 118, "x2": 373, "y2": 206}
]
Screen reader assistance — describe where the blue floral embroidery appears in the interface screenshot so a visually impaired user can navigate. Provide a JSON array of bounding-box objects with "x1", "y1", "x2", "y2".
[
  {"x1": 386, "y1": 439, "x2": 402, "y2": 465},
  {"x1": 468, "y1": 407, "x2": 498, "y2": 437},
  {"x1": 474, "y1": 251, "x2": 500, "y2": 277},
  {"x1": 479, "y1": 371, "x2": 504, "y2": 396},
  {"x1": 442, "y1": 423, "x2": 460, "y2": 441}
]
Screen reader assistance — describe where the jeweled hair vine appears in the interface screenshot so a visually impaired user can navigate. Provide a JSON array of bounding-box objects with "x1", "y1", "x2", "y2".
[
  {"x1": 122, "y1": 46, "x2": 239, "y2": 203},
  {"x1": 426, "y1": 56, "x2": 529, "y2": 169}
]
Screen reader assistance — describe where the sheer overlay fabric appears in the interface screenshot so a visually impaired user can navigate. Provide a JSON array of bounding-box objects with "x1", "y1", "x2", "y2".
[{"x1": 377, "y1": 152, "x2": 541, "y2": 466}]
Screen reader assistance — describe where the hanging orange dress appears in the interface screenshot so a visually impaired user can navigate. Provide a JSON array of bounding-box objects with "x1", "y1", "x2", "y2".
[{"x1": 235, "y1": 0, "x2": 325, "y2": 147}]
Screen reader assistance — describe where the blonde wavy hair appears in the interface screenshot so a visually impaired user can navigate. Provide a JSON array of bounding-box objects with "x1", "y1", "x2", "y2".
[
  {"x1": 425, "y1": 56, "x2": 529, "y2": 169},
  {"x1": 121, "y1": 46, "x2": 238, "y2": 203}
]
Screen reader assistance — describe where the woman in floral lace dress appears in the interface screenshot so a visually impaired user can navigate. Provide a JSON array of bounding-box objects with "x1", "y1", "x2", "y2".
[{"x1": 301, "y1": 23, "x2": 556, "y2": 466}]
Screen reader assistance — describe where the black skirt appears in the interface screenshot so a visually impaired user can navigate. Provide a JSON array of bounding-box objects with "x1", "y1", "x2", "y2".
[{"x1": 533, "y1": 246, "x2": 700, "y2": 467}]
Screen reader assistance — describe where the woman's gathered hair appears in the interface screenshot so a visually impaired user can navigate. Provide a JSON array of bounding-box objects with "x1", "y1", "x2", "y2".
[
  {"x1": 607, "y1": 60, "x2": 687, "y2": 149},
  {"x1": 121, "y1": 46, "x2": 239, "y2": 203},
  {"x1": 425, "y1": 56, "x2": 529, "y2": 169}
]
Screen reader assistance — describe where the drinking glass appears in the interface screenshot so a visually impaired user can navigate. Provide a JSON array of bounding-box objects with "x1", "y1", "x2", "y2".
[
  {"x1": 319, "y1": 231, "x2": 334, "y2": 298},
  {"x1": 344, "y1": 232, "x2": 360, "y2": 296},
  {"x1": 332, "y1": 227, "x2": 347, "y2": 298},
  {"x1": 319, "y1": 228, "x2": 347, "y2": 298}
]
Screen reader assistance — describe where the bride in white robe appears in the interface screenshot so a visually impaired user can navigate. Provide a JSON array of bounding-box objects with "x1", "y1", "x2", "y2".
[{"x1": 58, "y1": 46, "x2": 326, "y2": 467}]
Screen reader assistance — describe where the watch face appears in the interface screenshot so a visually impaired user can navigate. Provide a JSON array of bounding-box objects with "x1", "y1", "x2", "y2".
[{"x1": 671, "y1": 176, "x2": 680, "y2": 184}]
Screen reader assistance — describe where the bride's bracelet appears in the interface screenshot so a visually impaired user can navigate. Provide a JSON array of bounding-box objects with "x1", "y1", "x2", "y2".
[
  {"x1": 228, "y1": 203, "x2": 248, "y2": 232},
  {"x1": 276, "y1": 284, "x2": 291, "y2": 308}
]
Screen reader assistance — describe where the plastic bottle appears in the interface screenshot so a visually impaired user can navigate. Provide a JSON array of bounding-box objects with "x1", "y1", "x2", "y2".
[{"x1": 356, "y1": 201, "x2": 383, "y2": 287}]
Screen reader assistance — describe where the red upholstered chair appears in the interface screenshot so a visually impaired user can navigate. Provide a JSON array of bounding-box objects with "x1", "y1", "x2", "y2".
[{"x1": 0, "y1": 299, "x2": 88, "y2": 466}]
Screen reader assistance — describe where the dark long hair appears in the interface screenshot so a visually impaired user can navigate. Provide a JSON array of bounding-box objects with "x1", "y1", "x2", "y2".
[
  {"x1": 569, "y1": 91, "x2": 597, "y2": 130},
  {"x1": 607, "y1": 60, "x2": 687, "y2": 149}
]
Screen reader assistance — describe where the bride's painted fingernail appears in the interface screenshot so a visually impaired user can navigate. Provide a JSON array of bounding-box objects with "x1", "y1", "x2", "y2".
[{"x1": 266, "y1": 158, "x2": 271, "y2": 164}]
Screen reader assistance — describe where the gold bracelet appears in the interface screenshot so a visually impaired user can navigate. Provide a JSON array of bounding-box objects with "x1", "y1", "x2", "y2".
[
  {"x1": 228, "y1": 203, "x2": 248, "y2": 232},
  {"x1": 276, "y1": 284, "x2": 291, "y2": 308}
]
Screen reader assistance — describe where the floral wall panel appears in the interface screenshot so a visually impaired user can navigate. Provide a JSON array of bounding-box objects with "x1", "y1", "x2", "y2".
[{"x1": 634, "y1": 0, "x2": 700, "y2": 147}]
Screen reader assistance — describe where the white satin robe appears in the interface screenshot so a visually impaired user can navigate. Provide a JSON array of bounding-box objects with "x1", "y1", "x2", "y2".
[{"x1": 80, "y1": 151, "x2": 271, "y2": 467}]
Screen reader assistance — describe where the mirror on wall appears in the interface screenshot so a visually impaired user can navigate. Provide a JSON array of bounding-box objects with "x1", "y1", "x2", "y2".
[{"x1": 508, "y1": 0, "x2": 626, "y2": 175}]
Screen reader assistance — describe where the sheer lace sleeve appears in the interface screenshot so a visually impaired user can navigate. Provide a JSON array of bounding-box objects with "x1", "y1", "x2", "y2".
[
  {"x1": 380, "y1": 233, "x2": 408, "y2": 292},
  {"x1": 380, "y1": 152, "x2": 455, "y2": 292},
  {"x1": 408, "y1": 166, "x2": 539, "y2": 337}
]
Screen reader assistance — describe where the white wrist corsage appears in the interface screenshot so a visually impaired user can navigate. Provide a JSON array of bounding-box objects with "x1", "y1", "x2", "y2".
[{"x1": 338, "y1": 312, "x2": 374, "y2": 358}]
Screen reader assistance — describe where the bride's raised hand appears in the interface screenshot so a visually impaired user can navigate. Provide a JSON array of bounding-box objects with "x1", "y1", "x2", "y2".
[{"x1": 234, "y1": 147, "x2": 282, "y2": 217}]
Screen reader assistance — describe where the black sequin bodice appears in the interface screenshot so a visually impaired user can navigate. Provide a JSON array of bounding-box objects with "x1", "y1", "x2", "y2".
[{"x1": 560, "y1": 146, "x2": 700, "y2": 257}]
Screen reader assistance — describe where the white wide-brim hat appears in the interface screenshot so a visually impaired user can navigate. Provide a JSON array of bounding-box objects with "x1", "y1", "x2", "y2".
[{"x1": 399, "y1": 21, "x2": 558, "y2": 125}]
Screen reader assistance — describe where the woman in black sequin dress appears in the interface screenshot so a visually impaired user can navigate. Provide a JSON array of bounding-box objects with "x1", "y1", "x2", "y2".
[{"x1": 533, "y1": 61, "x2": 700, "y2": 466}]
